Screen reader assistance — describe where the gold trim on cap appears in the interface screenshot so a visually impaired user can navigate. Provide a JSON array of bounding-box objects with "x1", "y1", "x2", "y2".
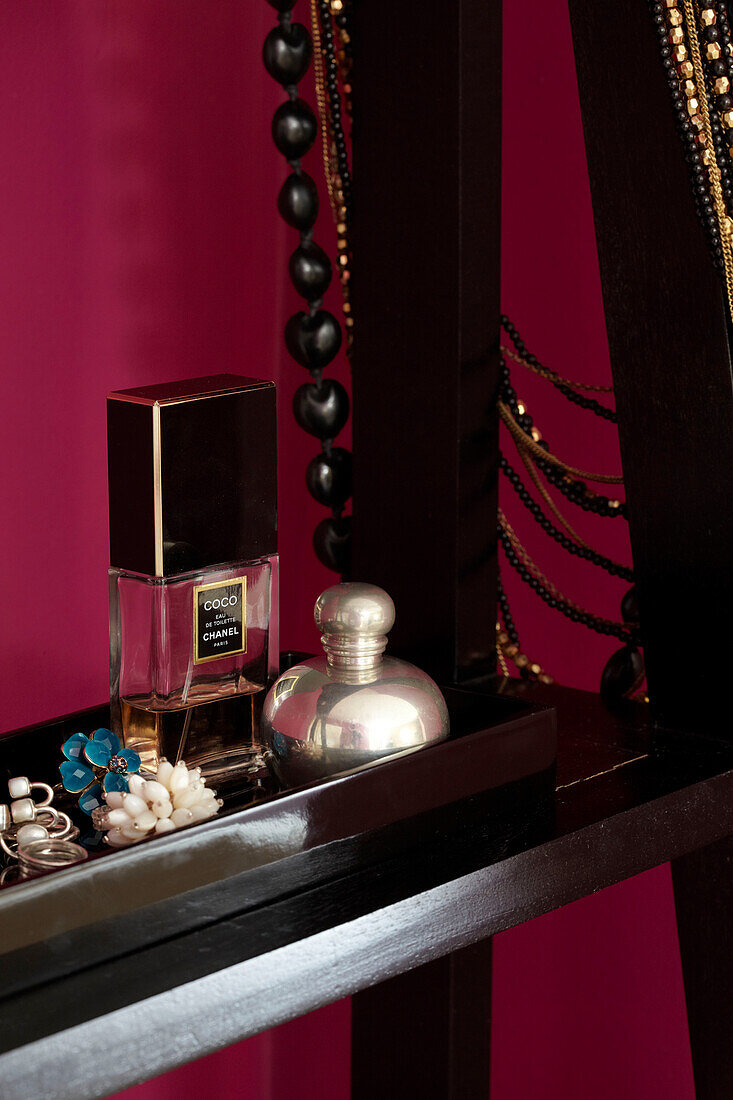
[{"x1": 152, "y1": 402, "x2": 163, "y2": 577}]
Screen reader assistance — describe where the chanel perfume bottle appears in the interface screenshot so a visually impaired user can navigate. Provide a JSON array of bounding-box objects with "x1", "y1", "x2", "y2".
[{"x1": 107, "y1": 375, "x2": 278, "y2": 784}]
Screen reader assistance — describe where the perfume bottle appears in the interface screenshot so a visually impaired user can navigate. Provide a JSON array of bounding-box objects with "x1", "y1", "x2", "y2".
[
  {"x1": 261, "y1": 583, "x2": 449, "y2": 787},
  {"x1": 107, "y1": 375, "x2": 278, "y2": 785}
]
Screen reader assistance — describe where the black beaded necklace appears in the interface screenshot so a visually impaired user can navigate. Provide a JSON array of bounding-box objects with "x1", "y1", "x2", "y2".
[
  {"x1": 263, "y1": 0, "x2": 352, "y2": 576},
  {"x1": 497, "y1": 317, "x2": 644, "y2": 700},
  {"x1": 261, "y1": 4, "x2": 643, "y2": 699}
]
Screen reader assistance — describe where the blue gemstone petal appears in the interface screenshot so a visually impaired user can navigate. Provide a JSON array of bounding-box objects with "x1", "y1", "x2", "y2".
[
  {"x1": 61, "y1": 732, "x2": 89, "y2": 762},
  {"x1": 103, "y1": 772, "x2": 129, "y2": 794},
  {"x1": 119, "y1": 748, "x2": 141, "y2": 773},
  {"x1": 79, "y1": 829, "x2": 106, "y2": 851},
  {"x1": 91, "y1": 728, "x2": 120, "y2": 755},
  {"x1": 60, "y1": 760, "x2": 95, "y2": 793},
  {"x1": 84, "y1": 741, "x2": 112, "y2": 768},
  {"x1": 78, "y1": 782, "x2": 104, "y2": 816}
]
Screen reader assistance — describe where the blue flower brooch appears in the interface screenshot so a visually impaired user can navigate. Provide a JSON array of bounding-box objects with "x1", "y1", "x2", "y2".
[{"x1": 60, "y1": 729, "x2": 141, "y2": 816}]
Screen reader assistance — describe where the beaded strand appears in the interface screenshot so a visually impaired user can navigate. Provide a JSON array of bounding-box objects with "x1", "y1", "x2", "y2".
[
  {"x1": 263, "y1": 0, "x2": 352, "y2": 575},
  {"x1": 310, "y1": 0, "x2": 354, "y2": 349},
  {"x1": 501, "y1": 316, "x2": 617, "y2": 422},
  {"x1": 498, "y1": 319, "x2": 644, "y2": 698}
]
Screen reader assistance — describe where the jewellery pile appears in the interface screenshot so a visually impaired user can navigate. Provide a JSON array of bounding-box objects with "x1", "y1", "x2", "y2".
[
  {"x1": 91, "y1": 759, "x2": 223, "y2": 847},
  {"x1": 263, "y1": 0, "x2": 353, "y2": 576},
  {"x1": 0, "y1": 776, "x2": 87, "y2": 880}
]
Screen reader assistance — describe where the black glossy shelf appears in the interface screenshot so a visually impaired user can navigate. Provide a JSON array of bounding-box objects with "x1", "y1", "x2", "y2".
[{"x1": 0, "y1": 681, "x2": 732, "y2": 1099}]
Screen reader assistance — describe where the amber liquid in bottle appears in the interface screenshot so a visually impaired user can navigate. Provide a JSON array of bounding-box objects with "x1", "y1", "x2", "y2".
[{"x1": 110, "y1": 557, "x2": 278, "y2": 786}]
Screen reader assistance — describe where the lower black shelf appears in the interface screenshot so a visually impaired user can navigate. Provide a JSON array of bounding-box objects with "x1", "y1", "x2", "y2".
[{"x1": 0, "y1": 679, "x2": 731, "y2": 1100}]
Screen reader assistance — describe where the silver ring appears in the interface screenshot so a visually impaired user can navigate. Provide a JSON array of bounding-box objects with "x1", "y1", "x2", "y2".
[
  {"x1": 7, "y1": 778, "x2": 54, "y2": 809},
  {"x1": 17, "y1": 838, "x2": 88, "y2": 874},
  {"x1": 0, "y1": 831, "x2": 17, "y2": 859},
  {"x1": 48, "y1": 812, "x2": 77, "y2": 841},
  {"x1": 36, "y1": 806, "x2": 61, "y2": 830},
  {"x1": 0, "y1": 821, "x2": 55, "y2": 860}
]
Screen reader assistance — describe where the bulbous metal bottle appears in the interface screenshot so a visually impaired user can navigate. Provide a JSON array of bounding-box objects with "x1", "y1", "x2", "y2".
[{"x1": 261, "y1": 582, "x2": 449, "y2": 787}]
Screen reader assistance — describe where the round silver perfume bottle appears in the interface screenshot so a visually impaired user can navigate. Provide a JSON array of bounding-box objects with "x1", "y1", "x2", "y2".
[{"x1": 261, "y1": 582, "x2": 449, "y2": 787}]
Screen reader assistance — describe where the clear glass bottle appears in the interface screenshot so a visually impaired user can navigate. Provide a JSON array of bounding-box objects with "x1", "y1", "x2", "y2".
[{"x1": 107, "y1": 375, "x2": 278, "y2": 786}]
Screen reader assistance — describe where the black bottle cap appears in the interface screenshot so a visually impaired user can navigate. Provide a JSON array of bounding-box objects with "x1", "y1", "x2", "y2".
[{"x1": 107, "y1": 375, "x2": 277, "y2": 577}]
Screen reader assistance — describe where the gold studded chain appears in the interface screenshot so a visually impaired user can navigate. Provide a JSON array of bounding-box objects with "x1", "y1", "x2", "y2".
[{"x1": 676, "y1": 1, "x2": 733, "y2": 317}]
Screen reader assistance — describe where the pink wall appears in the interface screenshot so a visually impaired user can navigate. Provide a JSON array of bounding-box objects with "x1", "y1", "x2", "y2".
[{"x1": 0, "y1": 2, "x2": 694, "y2": 1098}]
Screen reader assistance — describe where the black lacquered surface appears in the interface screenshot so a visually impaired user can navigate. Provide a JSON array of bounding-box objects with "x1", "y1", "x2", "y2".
[{"x1": 1, "y1": 679, "x2": 732, "y2": 1098}]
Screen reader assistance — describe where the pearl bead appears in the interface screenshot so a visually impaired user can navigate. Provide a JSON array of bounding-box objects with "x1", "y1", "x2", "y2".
[
  {"x1": 189, "y1": 804, "x2": 215, "y2": 823},
  {"x1": 16, "y1": 823, "x2": 48, "y2": 846},
  {"x1": 106, "y1": 827, "x2": 128, "y2": 847},
  {"x1": 152, "y1": 799, "x2": 173, "y2": 819},
  {"x1": 143, "y1": 781, "x2": 169, "y2": 802},
  {"x1": 278, "y1": 172, "x2": 319, "y2": 230},
  {"x1": 121, "y1": 793, "x2": 146, "y2": 816},
  {"x1": 135, "y1": 810, "x2": 157, "y2": 832},
  {"x1": 313, "y1": 515, "x2": 352, "y2": 574},
  {"x1": 105, "y1": 791, "x2": 126, "y2": 809},
  {"x1": 173, "y1": 788, "x2": 199, "y2": 810},
  {"x1": 127, "y1": 774, "x2": 146, "y2": 798},
  {"x1": 156, "y1": 762, "x2": 174, "y2": 786},
  {"x1": 171, "y1": 808, "x2": 194, "y2": 828},
  {"x1": 11, "y1": 798, "x2": 35, "y2": 823},
  {"x1": 306, "y1": 448, "x2": 352, "y2": 508},
  {"x1": 262, "y1": 23, "x2": 312, "y2": 87},
  {"x1": 8, "y1": 777, "x2": 30, "y2": 799},
  {"x1": 271, "y1": 98, "x2": 317, "y2": 159},
  {"x1": 107, "y1": 808, "x2": 131, "y2": 827},
  {"x1": 169, "y1": 764, "x2": 190, "y2": 792},
  {"x1": 155, "y1": 818, "x2": 176, "y2": 834},
  {"x1": 289, "y1": 242, "x2": 333, "y2": 299}
]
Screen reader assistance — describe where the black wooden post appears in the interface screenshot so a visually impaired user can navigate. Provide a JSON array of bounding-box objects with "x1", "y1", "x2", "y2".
[
  {"x1": 568, "y1": 0, "x2": 733, "y2": 736},
  {"x1": 351, "y1": 941, "x2": 493, "y2": 1100},
  {"x1": 348, "y1": 1, "x2": 501, "y2": 1091},
  {"x1": 671, "y1": 838, "x2": 733, "y2": 1100},
  {"x1": 349, "y1": 0, "x2": 502, "y2": 686},
  {"x1": 569, "y1": 6, "x2": 733, "y2": 1094}
]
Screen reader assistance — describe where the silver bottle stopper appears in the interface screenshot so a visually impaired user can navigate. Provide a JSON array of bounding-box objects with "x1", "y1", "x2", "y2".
[{"x1": 261, "y1": 582, "x2": 449, "y2": 786}]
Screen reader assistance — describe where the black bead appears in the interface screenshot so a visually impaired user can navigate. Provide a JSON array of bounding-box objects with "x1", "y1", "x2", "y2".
[
  {"x1": 718, "y1": 94, "x2": 733, "y2": 111},
  {"x1": 306, "y1": 447, "x2": 352, "y2": 507},
  {"x1": 263, "y1": 23, "x2": 312, "y2": 86},
  {"x1": 277, "y1": 171, "x2": 318, "y2": 229},
  {"x1": 313, "y1": 514, "x2": 351, "y2": 574},
  {"x1": 289, "y1": 241, "x2": 332, "y2": 298},
  {"x1": 600, "y1": 645, "x2": 645, "y2": 701},
  {"x1": 620, "y1": 585, "x2": 639, "y2": 624},
  {"x1": 713, "y1": 58, "x2": 728, "y2": 75},
  {"x1": 271, "y1": 98, "x2": 317, "y2": 159},
  {"x1": 704, "y1": 24, "x2": 721, "y2": 41},
  {"x1": 293, "y1": 378, "x2": 349, "y2": 438},
  {"x1": 285, "y1": 309, "x2": 342, "y2": 369}
]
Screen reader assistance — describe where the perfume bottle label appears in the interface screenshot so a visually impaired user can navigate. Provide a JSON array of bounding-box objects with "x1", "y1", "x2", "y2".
[{"x1": 193, "y1": 577, "x2": 247, "y2": 664}]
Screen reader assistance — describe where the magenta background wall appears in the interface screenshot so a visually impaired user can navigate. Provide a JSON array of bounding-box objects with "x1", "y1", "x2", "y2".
[{"x1": 0, "y1": 2, "x2": 694, "y2": 1098}]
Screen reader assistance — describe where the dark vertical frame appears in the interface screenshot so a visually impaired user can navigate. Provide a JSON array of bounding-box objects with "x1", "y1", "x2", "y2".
[
  {"x1": 350, "y1": 0, "x2": 503, "y2": 685},
  {"x1": 672, "y1": 838, "x2": 733, "y2": 1100},
  {"x1": 568, "y1": 0, "x2": 733, "y2": 736},
  {"x1": 351, "y1": 941, "x2": 493, "y2": 1100},
  {"x1": 348, "y1": 2, "x2": 501, "y2": 1086}
]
